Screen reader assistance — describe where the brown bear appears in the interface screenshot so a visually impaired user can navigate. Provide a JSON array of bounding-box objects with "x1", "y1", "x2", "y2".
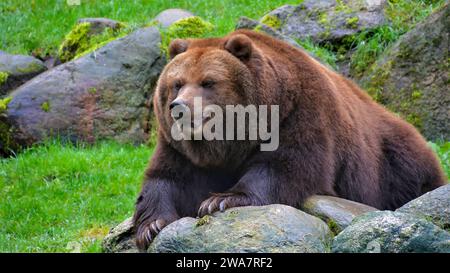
[{"x1": 133, "y1": 29, "x2": 446, "y2": 250}]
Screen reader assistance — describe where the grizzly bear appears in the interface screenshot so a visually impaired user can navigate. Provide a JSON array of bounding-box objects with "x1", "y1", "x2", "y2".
[{"x1": 133, "y1": 29, "x2": 446, "y2": 250}]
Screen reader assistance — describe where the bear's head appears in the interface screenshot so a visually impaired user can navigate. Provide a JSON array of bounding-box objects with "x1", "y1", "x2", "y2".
[{"x1": 153, "y1": 33, "x2": 268, "y2": 168}]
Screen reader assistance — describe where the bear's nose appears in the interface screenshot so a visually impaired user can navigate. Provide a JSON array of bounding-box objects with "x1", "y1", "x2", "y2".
[{"x1": 169, "y1": 100, "x2": 186, "y2": 111}]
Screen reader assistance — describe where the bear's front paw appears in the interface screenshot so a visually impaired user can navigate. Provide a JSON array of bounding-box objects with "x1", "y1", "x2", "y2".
[
  {"x1": 198, "y1": 192, "x2": 254, "y2": 217},
  {"x1": 135, "y1": 218, "x2": 170, "y2": 251}
]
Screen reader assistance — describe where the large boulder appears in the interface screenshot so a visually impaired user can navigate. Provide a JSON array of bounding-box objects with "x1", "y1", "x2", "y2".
[
  {"x1": 5, "y1": 26, "x2": 165, "y2": 147},
  {"x1": 0, "y1": 51, "x2": 47, "y2": 96},
  {"x1": 261, "y1": 0, "x2": 387, "y2": 44},
  {"x1": 154, "y1": 9, "x2": 195, "y2": 28},
  {"x1": 360, "y1": 4, "x2": 449, "y2": 140},
  {"x1": 149, "y1": 205, "x2": 333, "y2": 253},
  {"x1": 302, "y1": 195, "x2": 377, "y2": 234},
  {"x1": 397, "y1": 184, "x2": 450, "y2": 230},
  {"x1": 332, "y1": 211, "x2": 450, "y2": 253}
]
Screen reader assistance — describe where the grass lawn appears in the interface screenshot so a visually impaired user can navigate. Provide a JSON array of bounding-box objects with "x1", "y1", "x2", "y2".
[
  {"x1": 0, "y1": 141, "x2": 153, "y2": 252},
  {"x1": 0, "y1": 0, "x2": 298, "y2": 56}
]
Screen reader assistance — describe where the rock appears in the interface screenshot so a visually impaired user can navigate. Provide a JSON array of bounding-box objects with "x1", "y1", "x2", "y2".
[
  {"x1": 397, "y1": 185, "x2": 450, "y2": 230},
  {"x1": 302, "y1": 195, "x2": 378, "y2": 234},
  {"x1": 263, "y1": 0, "x2": 387, "y2": 44},
  {"x1": 58, "y1": 18, "x2": 125, "y2": 63},
  {"x1": 102, "y1": 218, "x2": 139, "y2": 253},
  {"x1": 235, "y1": 17, "x2": 301, "y2": 48},
  {"x1": 0, "y1": 52, "x2": 47, "y2": 96},
  {"x1": 236, "y1": 17, "x2": 337, "y2": 70},
  {"x1": 77, "y1": 18, "x2": 123, "y2": 34},
  {"x1": 360, "y1": 4, "x2": 449, "y2": 140},
  {"x1": 332, "y1": 211, "x2": 450, "y2": 253},
  {"x1": 149, "y1": 205, "x2": 333, "y2": 253},
  {"x1": 154, "y1": 9, "x2": 195, "y2": 28},
  {"x1": 5, "y1": 26, "x2": 165, "y2": 148}
]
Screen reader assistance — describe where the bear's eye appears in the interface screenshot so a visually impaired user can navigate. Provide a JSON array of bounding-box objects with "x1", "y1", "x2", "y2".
[
  {"x1": 201, "y1": 80, "x2": 215, "y2": 89},
  {"x1": 173, "y1": 81, "x2": 184, "y2": 92}
]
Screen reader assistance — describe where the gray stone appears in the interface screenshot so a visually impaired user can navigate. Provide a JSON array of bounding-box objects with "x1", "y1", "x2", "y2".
[
  {"x1": 332, "y1": 211, "x2": 450, "y2": 253},
  {"x1": 102, "y1": 218, "x2": 139, "y2": 253},
  {"x1": 77, "y1": 18, "x2": 123, "y2": 34},
  {"x1": 359, "y1": 4, "x2": 449, "y2": 140},
  {"x1": 302, "y1": 195, "x2": 377, "y2": 234},
  {"x1": 265, "y1": 0, "x2": 387, "y2": 44},
  {"x1": 0, "y1": 52, "x2": 47, "y2": 95},
  {"x1": 235, "y1": 17, "x2": 301, "y2": 48},
  {"x1": 154, "y1": 9, "x2": 195, "y2": 28},
  {"x1": 149, "y1": 205, "x2": 333, "y2": 253},
  {"x1": 397, "y1": 184, "x2": 450, "y2": 230},
  {"x1": 5, "y1": 26, "x2": 165, "y2": 148},
  {"x1": 235, "y1": 17, "x2": 336, "y2": 70}
]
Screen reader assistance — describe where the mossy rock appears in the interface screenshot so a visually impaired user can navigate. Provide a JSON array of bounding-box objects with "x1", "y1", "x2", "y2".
[
  {"x1": 332, "y1": 211, "x2": 450, "y2": 253},
  {"x1": 359, "y1": 4, "x2": 450, "y2": 140},
  {"x1": 58, "y1": 19, "x2": 128, "y2": 63},
  {"x1": 0, "y1": 52, "x2": 47, "y2": 96},
  {"x1": 160, "y1": 16, "x2": 214, "y2": 57},
  {"x1": 261, "y1": 0, "x2": 387, "y2": 44},
  {"x1": 149, "y1": 205, "x2": 333, "y2": 253},
  {"x1": 6, "y1": 26, "x2": 165, "y2": 147}
]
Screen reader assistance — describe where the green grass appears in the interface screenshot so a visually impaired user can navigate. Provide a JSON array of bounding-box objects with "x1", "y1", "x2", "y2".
[
  {"x1": 295, "y1": 38, "x2": 338, "y2": 69},
  {"x1": 0, "y1": 141, "x2": 153, "y2": 252},
  {"x1": 0, "y1": 0, "x2": 298, "y2": 56},
  {"x1": 429, "y1": 142, "x2": 450, "y2": 179}
]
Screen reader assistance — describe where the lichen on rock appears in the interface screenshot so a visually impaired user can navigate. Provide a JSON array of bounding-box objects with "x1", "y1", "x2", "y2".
[
  {"x1": 160, "y1": 16, "x2": 214, "y2": 57},
  {"x1": 0, "y1": 97, "x2": 12, "y2": 114},
  {"x1": 0, "y1": 97, "x2": 19, "y2": 156},
  {"x1": 260, "y1": 14, "x2": 282, "y2": 29},
  {"x1": 58, "y1": 20, "x2": 127, "y2": 63},
  {"x1": 0, "y1": 71, "x2": 9, "y2": 86}
]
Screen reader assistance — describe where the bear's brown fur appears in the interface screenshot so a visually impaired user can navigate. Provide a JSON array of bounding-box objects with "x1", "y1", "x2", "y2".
[{"x1": 133, "y1": 29, "x2": 446, "y2": 250}]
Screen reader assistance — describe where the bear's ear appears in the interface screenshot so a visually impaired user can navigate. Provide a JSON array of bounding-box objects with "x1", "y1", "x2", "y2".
[
  {"x1": 169, "y1": 39, "x2": 190, "y2": 59},
  {"x1": 224, "y1": 34, "x2": 253, "y2": 61}
]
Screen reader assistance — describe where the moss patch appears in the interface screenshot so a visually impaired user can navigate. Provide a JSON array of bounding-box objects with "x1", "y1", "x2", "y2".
[
  {"x1": 58, "y1": 22, "x2": 128, "y2": 63},
  {"x1": 260, "y1": 15, "x2": 282, "y2": 29},
  {"x1": 160, "y1": 16, "x2": 214, "y2": 57},
  {"x1": 363, "y1": 60, "x2": 393, "y2": 103},
  {"x1": 0, "y1": 97, "x2": 19, "y2": 155},
  {"x1": 41, "y1": 101, "x2": 50, "y2": 112},
  {"x1": 0, "y1": 97, "x2": 12, "y2": 114},
  {"x1": 327, "y1": 219, "x2": 341, "y2": 235},
  {"x1": 0, "y1": 72, "x2": 9, "y2": 85},
  {"x1": 195, "y1": 215, "x2": 211, "y2": 227},
  {"x1": 345, "y1": 16, "x2": 359, "y2": 29},
  {"x1": 16, "y1": 62, "x2": 44, "y2": 74}
]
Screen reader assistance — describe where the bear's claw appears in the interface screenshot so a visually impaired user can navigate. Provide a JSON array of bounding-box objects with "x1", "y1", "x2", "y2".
[
  {"x1": 198, "y1": 193, "x2": 252, "y2": 218},
  {"x1": 135, "y1": 218, "x2": 167, "y2": 251}
]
